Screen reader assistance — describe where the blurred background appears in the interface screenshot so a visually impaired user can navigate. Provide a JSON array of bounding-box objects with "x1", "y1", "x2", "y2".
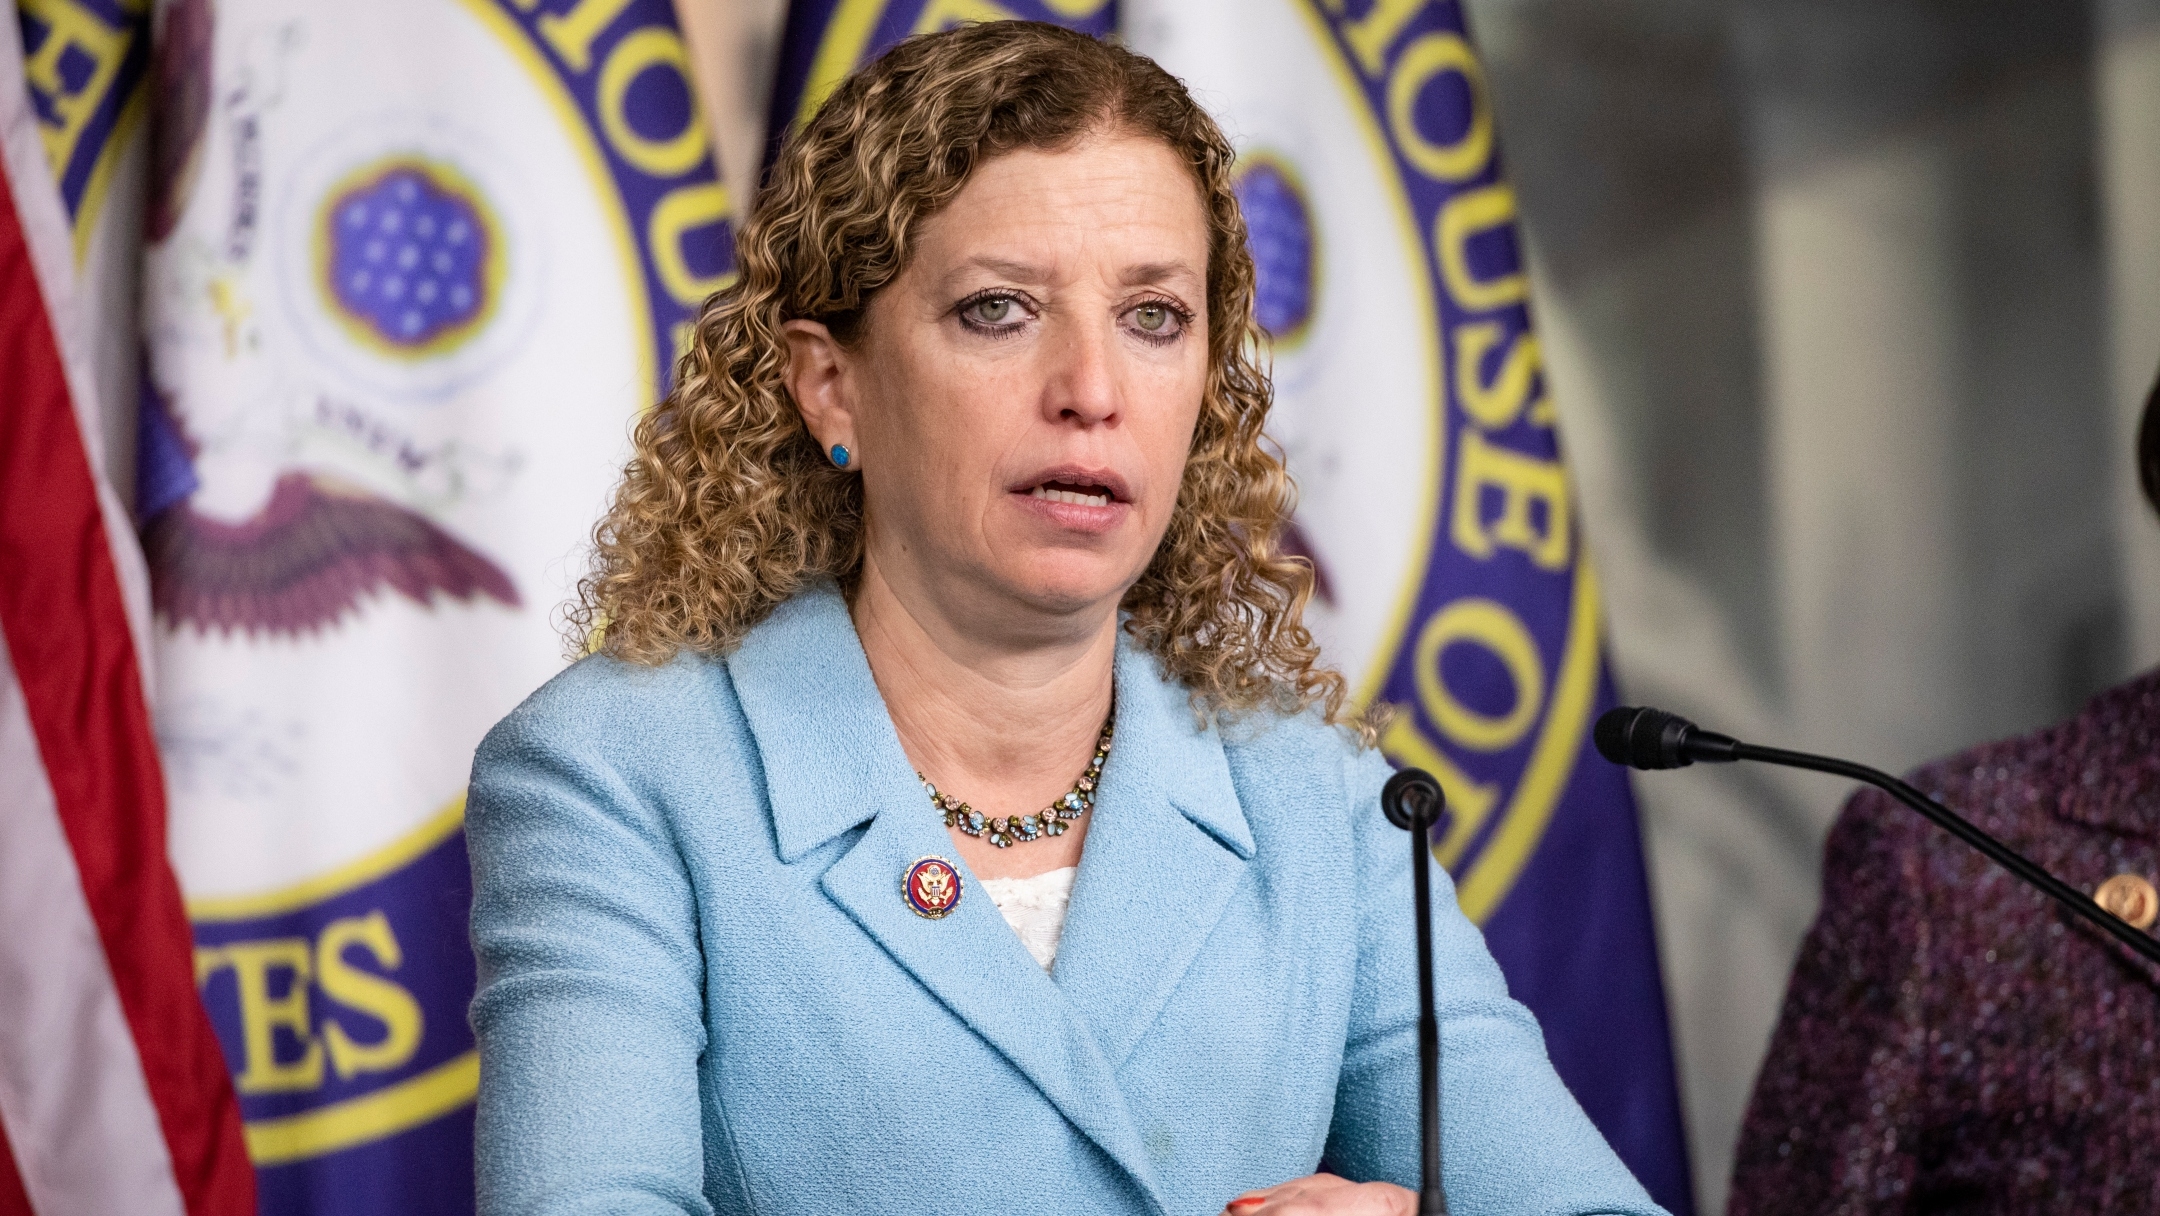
[
  {"x1": 17, "y1": 0, "x2": 2145, "y2": 1209},
  {"x1": 679, "y1": 2, "x2": 2160, "y2": 1208}
]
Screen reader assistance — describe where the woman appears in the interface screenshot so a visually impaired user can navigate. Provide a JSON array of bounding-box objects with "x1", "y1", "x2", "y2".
[
  {"x1": 467, "y1": 22, "x2": 1661, "y2": 1216},
  {"x1": 1727, "y1": 384, "x2": 2160, "y2": 1212}
]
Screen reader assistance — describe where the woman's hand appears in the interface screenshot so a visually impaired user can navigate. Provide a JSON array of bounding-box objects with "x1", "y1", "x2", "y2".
[{"x1": 1221, "y1": 1173, "x2": 1417, "y2": 1215}]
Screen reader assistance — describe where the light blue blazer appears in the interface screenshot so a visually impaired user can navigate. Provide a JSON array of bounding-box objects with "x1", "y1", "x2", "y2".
[{"x1": 466, "y1": 584, "x2": 1664, "y2": 1216}]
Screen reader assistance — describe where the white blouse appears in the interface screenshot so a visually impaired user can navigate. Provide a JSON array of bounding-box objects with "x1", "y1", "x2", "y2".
[{"x1": 977, "y1": 866, "x2": 1078, "y2": 970}]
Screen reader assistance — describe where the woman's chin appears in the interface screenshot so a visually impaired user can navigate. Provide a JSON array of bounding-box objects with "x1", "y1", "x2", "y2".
[{"x1": 986, "y1": 557, "x2": 1140, "y2": 619}]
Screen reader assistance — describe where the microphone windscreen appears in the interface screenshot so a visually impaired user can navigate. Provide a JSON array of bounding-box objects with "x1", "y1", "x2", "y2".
[
  {"x1": 1597, "y1": 706, "x2": 1701, "y2": 769},
  {"x1": 1594, "y1": 707, "x2": 1642, "y2": 767},
  {"x1": 1381, "y1": 767, "x2": 1446, "y2": 831}
]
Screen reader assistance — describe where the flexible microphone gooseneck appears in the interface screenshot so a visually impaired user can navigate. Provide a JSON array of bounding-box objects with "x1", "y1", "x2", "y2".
[
  {"x1": 1596, "y1": 706, "x2": 2160, "y2": 967},
  {"x1": 1380, "y1": 768, "x2": 1450, "y2": 1216}
]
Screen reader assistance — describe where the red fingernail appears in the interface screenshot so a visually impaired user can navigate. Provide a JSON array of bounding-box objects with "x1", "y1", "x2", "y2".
[{"x1": 1228, "y1": 1199, "x2": 1264, "y2": 1213}]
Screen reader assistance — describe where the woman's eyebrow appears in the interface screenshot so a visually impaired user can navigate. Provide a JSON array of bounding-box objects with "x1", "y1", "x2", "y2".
[
  {"x1": 1120, "y1": 261, "x2": 1200, "y2": 289},
  {"x1": 946, "y1": 255, "x2": 1051, "y2": 286}
]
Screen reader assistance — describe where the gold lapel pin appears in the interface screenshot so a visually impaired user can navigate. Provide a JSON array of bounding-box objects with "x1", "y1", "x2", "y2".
[
  {"x1": 903, "y1": 856, "x2": 963, "y2": 920},
  {"x1": 2095, "y1": 873, "x2": 2158, "y2": 931}
]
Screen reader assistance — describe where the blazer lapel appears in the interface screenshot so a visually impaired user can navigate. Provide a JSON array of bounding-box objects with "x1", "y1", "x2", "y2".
[
  {"x1": 819, "y1": 810, "x2": 1169, "y2": 1212},
  {"x1": 1051, "y1": 641, "x2": 1254, "y2": 1069},
  {"x1": 728, "y1": 585, "x2": 896, "y2": 863},
  {"x1": 728, "y1": 586, "x2": 1170, "y2": 1213}
]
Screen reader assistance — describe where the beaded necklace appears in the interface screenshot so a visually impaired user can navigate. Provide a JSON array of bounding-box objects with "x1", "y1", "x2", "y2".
[{"x1": 919, "y1": 711, "x2": 1113, "y2": 849}]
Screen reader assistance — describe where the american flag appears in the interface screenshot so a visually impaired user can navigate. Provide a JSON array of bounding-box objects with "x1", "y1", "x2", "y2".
[{"x1": 0, "y1": 17, "x2": 251, "y2": 1216}]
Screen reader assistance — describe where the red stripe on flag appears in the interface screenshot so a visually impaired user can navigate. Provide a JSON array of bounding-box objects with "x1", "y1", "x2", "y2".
[{"x1": 0, "y1": 157, "x2": 254, "y2": 1215}]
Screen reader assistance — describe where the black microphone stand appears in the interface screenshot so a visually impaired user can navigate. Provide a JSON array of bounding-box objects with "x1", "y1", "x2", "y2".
[
  {"x1": 1596, "y1": 706, "x2": 2160, "y2": 967},
  {"x1": 1381, "y1": 768, "x2": 1450, "y2": 1216}
]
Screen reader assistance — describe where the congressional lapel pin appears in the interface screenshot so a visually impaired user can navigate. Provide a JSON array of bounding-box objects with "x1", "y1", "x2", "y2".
[
  {"x1": 2095, "y1": 873, "x2": 2158, "y2": 931},
  {"x1": 903, "y1": 856, "x2": 963, "y2": 920}
]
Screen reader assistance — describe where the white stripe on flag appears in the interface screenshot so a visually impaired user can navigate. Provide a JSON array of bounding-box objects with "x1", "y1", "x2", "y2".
[{"x1": 0, "y1": 634, "x2": 188, "y2": 1216}]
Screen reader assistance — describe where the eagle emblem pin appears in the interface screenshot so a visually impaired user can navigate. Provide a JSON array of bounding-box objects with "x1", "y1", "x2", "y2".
[{"x1": 903, "y1": 856, "x2": 962, "y2": 920}]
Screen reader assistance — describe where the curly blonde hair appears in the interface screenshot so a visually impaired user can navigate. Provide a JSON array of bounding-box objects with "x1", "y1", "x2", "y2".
[{"x1": 573, "y1": 20, "x2": 1357, "y2": 735}]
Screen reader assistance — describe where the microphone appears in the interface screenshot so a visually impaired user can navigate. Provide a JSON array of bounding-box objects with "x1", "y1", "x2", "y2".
[
  {"x1": 1593, "y1": 705, "x2": 1738, "y2": 769},
  {"x1": 1596, "y1": 706, "x2": 2160, "y2": 967},
  {"x1": 1381, "y1": 768, "x2": 1449, "y2": 1216}
]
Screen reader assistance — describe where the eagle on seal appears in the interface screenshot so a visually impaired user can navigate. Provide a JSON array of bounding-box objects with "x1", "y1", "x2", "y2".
[
  {"x1": 140, "y1": 464, "x2": 520, "y2": 637},
  {"x1": 139, "y1": 0, "x2": 518, "y2": 636}
]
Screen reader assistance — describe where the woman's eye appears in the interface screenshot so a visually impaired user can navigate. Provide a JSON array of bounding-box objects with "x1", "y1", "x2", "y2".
[
  {"x1": 966, "y1": 296, "x2": 1015, "y2": 324},
  {"x1": 1127, "y1": 302, "x2": 1186, "y2": 340}
]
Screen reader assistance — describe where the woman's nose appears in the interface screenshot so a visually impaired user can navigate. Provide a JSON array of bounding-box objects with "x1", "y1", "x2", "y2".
[{"x1": 1041, "y1": 318, "x2": 1121, "y2": 426}]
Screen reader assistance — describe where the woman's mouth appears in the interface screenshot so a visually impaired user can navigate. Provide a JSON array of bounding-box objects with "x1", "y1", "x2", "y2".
[
  {"x1": 1028, "y1": 481, "x2": 1116, "y2": 507},
  {"x1": 1011, "y1": 470, "x2": 1130, "y2": 535}
]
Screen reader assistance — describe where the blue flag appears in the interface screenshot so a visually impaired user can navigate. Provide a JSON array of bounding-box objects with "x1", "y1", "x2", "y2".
[
  {"x1": 1129, "y1": 1, "x2": 1692, "y2": 1208},
  {"x1": 764, "y1": 0, "x2": 1117, "y2": 172},
  {"x1": 135, "y1": 0, "x2": 734, "y2": 1212}
]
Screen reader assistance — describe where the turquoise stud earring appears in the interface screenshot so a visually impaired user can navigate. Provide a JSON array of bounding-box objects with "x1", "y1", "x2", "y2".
[{"x1": 830, "y1": 444, "x2": 851, "y2": 469}]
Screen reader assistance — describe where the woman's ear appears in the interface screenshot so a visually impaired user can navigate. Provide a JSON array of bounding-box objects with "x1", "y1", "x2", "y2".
[{"x1": 781, "y1": 318, "x2": 857, "y2": 464}]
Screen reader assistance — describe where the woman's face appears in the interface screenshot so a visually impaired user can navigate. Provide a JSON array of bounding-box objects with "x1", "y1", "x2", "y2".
[{"x1": 786, "y1": 131, "x2": 1212, "y2": 628}]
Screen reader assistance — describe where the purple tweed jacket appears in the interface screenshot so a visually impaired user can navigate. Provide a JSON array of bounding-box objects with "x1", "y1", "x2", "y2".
[{"x1": 1729, "y1": 669, "x2": 2160, "y2": 1214}]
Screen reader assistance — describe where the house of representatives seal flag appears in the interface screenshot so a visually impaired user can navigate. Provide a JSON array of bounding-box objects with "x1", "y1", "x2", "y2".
[
  {"x1": 763, "y1": 0, "x2": 1116, "y2": 172},
  {"x1": 132, "y1": 0, "x2": 734, "y2": 1212},
  {"x1": 1126, "y1": 2, "x2": 1693, "y2": 1208}
]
